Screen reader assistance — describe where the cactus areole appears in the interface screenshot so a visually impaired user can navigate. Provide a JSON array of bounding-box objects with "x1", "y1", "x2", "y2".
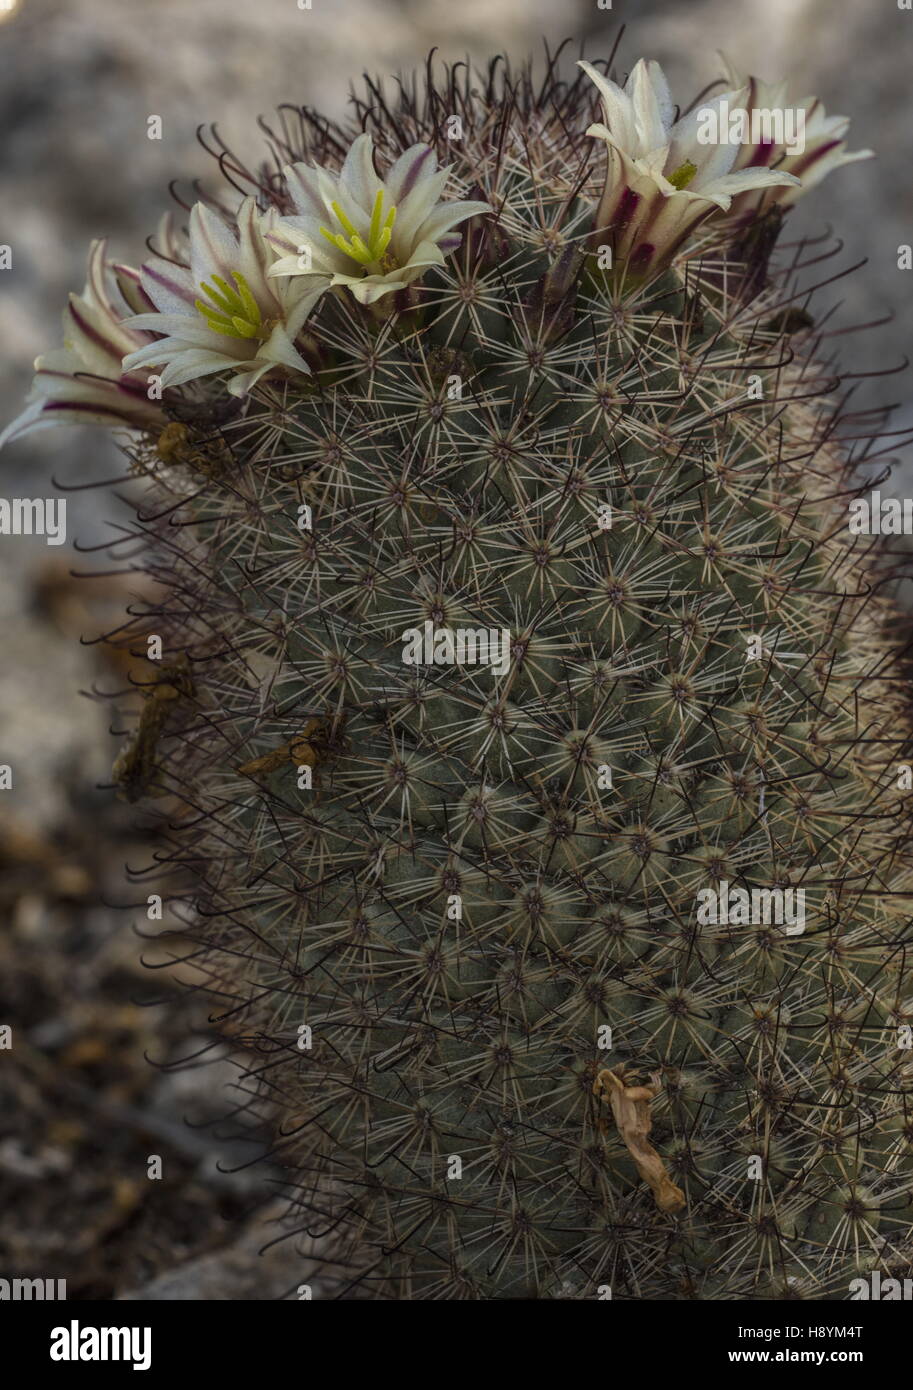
[{"x1": 7, "y1": 46, "x2": 913, "y2": 1300}]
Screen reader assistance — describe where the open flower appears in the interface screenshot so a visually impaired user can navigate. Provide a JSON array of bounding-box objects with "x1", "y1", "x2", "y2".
[
  {"x1": 578, "y1": 58, "x2": 800, "y2": 278},
  {"x1": 718, "y1": 55, "x2": 874, "y2": 214},
  {"x1": 266, "y1": 133, "x2": 491, "y2": 305},
  {"x1": 0, "y1": 237, "x2": 168, "y2": 449},
  {"x1": 122, "y1": 197, "x2": 328, "y2": 396}
]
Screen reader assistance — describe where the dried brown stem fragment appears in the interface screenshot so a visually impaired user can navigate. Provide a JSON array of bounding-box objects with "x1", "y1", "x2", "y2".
[
  {"x1": 236, "y1": 715, "x2": 345, "y2": 779},
  {"x1": 594, "y1": 1067, "x2": 686, "y2": 1214},
  {"x1": 112, "y1": 658, "x2": 195, "y2": 803}
]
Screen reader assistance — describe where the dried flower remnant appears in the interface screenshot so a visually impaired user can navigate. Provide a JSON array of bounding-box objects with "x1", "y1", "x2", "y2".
[
  {"x1": 236, "y1": 716, "x2": 345, "y2": 780},
  {"x1": 594, "y1": 1068, "x2": 686, "y2": 1214},
  {"x1": 111, "y1": 660, "x2": 194, "y2": 804}
]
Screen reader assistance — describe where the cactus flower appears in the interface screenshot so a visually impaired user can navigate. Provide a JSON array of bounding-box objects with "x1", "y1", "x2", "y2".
[
  {"x1": 266, "y1": 133, "x2": 491, "y2": 305},
  {"x1": 578, "y1": 58, "x2": 800, "y2": 277},
  {"x1": 0, "y1": 238, "x2": 167, "y2": 449},
  {"x1": 719, "y1": 56, "x2": 874, "y2": 213},
  {"x1": 122, "y1": 197, "x2": 328, "y2": 396}
]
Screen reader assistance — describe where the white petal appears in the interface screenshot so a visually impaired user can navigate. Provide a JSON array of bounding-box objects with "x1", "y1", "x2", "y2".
[
  {"x1": 122, "y1": 340, "x2": 173, "y2": 371},
  {"x1": 155, "y1": 211, "x2": 187, "y2": 264},
  {"x1": 827, "y1": 146, "x2": 874, "y2": 165},
  {"x1": 83, "y1": 240, "x2": 119, "y2": 322},
  {"x1": 63, "y1": 294, "x2": 131, "y2": 375},
  {"x1": 189, "y1": 202, "x2": 239, "y2": 291},
  {"x1": 267, "y1": 221, "x2": 351, "y2": 278},
  {"x1": 668, "y1": 89, "x2": 747, "y2": 174},
  {"x1": 578, "y1": 61, "x2": 638, "y2": 153},
  {"x1": 159, "y1": 352, "x2": 240, "y2": 388},
  {"x1": 283, "y1": 160, "x2": 336, "y2": 219},
  {"x1": 259, "y1": 321, "x2": 312, "y2": 373},
  {"x1": 627, "y1": 59, "x2": 674, "y2": 152},
  {"x1": 392, "y1": 168, "x2": 451, "y2": 246},
  {"x1": 264, "y1": 212, "x2": 332, "y2": 262},
  {"x1": 0, "y1": 399, "x2": 50, "y2": 449},
  {"x1": 717, "y1": 52, "x2": 742, "y2": 88},
  {"x1": 126, "y1": 315, "x2": 233, "y2": 348},
  {"x1": 123, "y1": 335, "x2": 220, "y2": 372},
  {"x1": 235, "y1": 198, "x2": 279, "y2": 310},
  {"x1": 409, "y1": 200, "x2": 490, "y2": 249},
  {"x1": 401, "y1": 239, "x2": 447, "y2": 271},
  {"x1": 339, "y1": 132, "x2": 383, "y2": 213},
  {"x1": 281, "y1": 279, "x2": 330, "y2": 335},
  {"x1": 384, "y1": 143, "x2": 438, "y2": 204},
  {"x1": 0, "y1": 384, "x2": 158, "y2": 449},
  {"x1": 141, "y1": 257, "x2": 197, "y2": 314},
  {"x1": 113, "y1": 264, "x2": 155, "y2": 318},
  {"x1": 639, "y1": 194, "x2": 717, "y2": 262},
  {"x1": 346, "y1": 276, "x2": 410, "y2": 305},
  {"x1": 227, "y1": 362, "x2": 274, "y2": 396},
  {"x1": 703, "y1": 167, "x2": 801, "y2": 202}
]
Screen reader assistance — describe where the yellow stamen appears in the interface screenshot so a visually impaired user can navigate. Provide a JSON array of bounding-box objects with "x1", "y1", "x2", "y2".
[
  {"x1": 319, "y1": 190, "x2": 397, "y2": 269},
  {"x1": 196, "y1": 270, "x2": 264, "y2": 340},
  {"x1": 667, "y1": 160, "x2": 698, "y2": 191}
]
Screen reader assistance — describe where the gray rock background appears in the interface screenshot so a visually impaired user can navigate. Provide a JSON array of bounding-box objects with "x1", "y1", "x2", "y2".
[{"x1": 0, "y1": 0, "x2": 909, "y2": 1298}]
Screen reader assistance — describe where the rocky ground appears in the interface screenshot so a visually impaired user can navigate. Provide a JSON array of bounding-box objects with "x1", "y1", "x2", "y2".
[{"x1": 0, "y1": 0, "x2": 909, "y2": 1298}]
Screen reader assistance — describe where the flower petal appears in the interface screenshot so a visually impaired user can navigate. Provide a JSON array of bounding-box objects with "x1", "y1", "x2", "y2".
[
  {"x1": 267, "y1": 214, "x2": 352, "y2": 276},
  {"x1": 628, "y1": 59, "x2": 674, "y2": 153},
  {"x1": 702, "y1": 167, "x2": 801, "y2": 203},
  {"x1": 259, "y1": 321, "x2": 312, "y2": 373},
  {"x1": 384, "y1": 143, "x2": 438, "y2": 204},
  {"x1": 63, "y1": 294, "x2": 134, "y2": 375},
  {"x1": 235, "y1": 197, "x2": 279, "y2": 311},
  {"x1": 409, "y1": 199, "x2": 491, "y2": 249},
  {"x1": 188, "y1": 202, "x2": 239, "y2": 292},
  {"x1": 339, "y1": 132, "x2": 383, "y2": 214},
  {"x1": 284, "y1": 160, "x2": 338, "y2": 220},
  {"x1": 578, "y1": 61, "x2": 639, "y2": 153},
  {"x1": 281, "y1": 279, "x2": 330, "y2": 335},
  {"x1": 141, "y1": 257, "x2": 197, "y2": 314},
  {"x1": 159, "y1": 351, "x2": 243, "y2": 388},
  {"x1": 392, "y1": 168, "x2": 453, "y2": 245}
]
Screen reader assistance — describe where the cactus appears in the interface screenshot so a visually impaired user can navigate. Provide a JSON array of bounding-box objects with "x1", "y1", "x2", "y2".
[{"x1": 7, "y1": 47, "x2": 913, "y2": 1300}]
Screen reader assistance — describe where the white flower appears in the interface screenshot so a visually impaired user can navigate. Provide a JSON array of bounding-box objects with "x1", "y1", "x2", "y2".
[
  {"x1": 123, "y1": 197, "x2": 328, "y2": 396},
  {"x1": 578, "y1": 58, "x2": 800, "y2": 277},
  {"x1": 718, "y1": 55, "x2": 874, "y2": 212},
  {"x1": 266, "y1": 133, "x2": 491, "y2": 305},
  {"x1": 0, "y1": 236, "x2": 168, "y2": 450}
]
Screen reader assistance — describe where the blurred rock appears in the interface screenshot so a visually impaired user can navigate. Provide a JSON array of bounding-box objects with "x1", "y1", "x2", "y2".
[{"x1": 118, "y1": 1202, "x2": 326, "y2": 1301}]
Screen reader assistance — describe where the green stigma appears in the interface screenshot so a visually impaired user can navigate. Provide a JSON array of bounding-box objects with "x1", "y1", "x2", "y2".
[
  {"x1": 320, "y1": 188, "x2": 397, "y2": 268},
  {"x1": 667, "y1": 161, "x2": 699, "y2": 191},
  {"x1": 195, "y1": 270, "x2": 264, "y2": 339}
]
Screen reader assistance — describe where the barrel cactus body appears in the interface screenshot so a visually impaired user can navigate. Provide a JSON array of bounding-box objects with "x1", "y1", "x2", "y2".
[{"x1": 8, "y1": 50, "x2": 913, "y2": 1299}]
